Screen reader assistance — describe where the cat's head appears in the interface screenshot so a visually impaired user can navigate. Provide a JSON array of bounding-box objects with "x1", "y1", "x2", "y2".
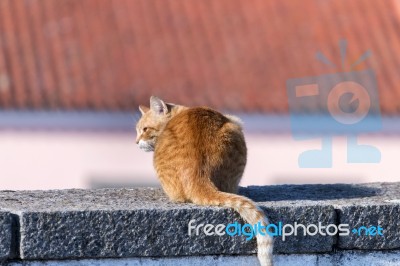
[{"x1": 135, "y1": 96, "x2": 177, "y2": 152}]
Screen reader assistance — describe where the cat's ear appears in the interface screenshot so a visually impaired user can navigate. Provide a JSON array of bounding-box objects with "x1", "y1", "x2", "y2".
[
  {"x1": 150, "y1": 96, "x2": 168, "y2": 115},
  {"x1": 139, "y1": 105, "x2": 149, "y2": 115}
]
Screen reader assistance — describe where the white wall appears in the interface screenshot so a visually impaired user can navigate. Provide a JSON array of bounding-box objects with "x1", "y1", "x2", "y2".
[{"x1": 0, "y1": 131, "x2": 398, "y2": 190}]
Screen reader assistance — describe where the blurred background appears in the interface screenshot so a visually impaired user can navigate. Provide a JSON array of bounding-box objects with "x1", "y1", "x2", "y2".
[{"x1": 0, "y1": 0, "x2": 399, "y2": 190}]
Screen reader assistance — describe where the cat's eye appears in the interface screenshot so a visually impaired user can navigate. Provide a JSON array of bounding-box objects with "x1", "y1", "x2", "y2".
[{"x1": 143, "y1": 127, "x2": 148, "y2": 133}]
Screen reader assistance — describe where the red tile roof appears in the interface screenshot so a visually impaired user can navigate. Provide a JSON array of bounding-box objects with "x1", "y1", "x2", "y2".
[{"x1": 0, "y1": 0, "x2": 399, "y2": 114}]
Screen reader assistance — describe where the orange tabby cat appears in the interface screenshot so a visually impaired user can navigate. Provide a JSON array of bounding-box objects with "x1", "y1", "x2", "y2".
[{"x1": 136, "y1": 96, "x2": 273, "y2": 266}]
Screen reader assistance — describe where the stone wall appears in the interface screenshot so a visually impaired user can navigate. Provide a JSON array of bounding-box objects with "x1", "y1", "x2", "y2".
[{"x1": 0, "y1": 183, "x2": 399, "y2": 265}]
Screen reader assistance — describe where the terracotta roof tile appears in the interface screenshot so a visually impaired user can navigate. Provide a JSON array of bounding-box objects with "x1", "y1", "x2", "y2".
[{"x1": 0, "y1": 0, "x2": 399, "y2": 114}]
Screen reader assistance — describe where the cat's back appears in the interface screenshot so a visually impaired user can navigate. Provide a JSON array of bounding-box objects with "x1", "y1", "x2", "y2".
[
  {"x1": 154, "y1": 106, "x2": 247, "y2": 195},
  {"x1": 155, "y1": 107, "x2": 244, "y2": 152}
]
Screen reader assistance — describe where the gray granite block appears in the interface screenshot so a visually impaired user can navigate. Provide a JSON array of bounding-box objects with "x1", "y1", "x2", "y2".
[
  {"x1": 16, "y1": 199, "x2": 335, "y2": 259},
  {"x1": 0, "y1": 212, "x2": 13, "y2": 261},
  {"x1": 0, "y1": 188, "x2": 335, "y2": 260},
  {"x1": 263, "y1": 205, "x2": 336, "y2": 253},
  {"x1": 243, "y1": 182, "x2": 400, "y2": 252},
  {"x1": 337, "y1": 204, "x2": 400, "y2": 250},
  {"x1": 18, "y1": 208, "x2": 246, "y2": 259}
]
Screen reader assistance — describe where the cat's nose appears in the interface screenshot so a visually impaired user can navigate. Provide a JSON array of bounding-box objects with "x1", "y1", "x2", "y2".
[{"x1": 135, "y1": 137, "x2": 140, "y2": 144}]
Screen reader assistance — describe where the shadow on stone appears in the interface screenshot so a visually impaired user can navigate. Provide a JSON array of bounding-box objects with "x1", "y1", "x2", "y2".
[{"x1": 238, "y1": 183, "x2": 380, "y2": 202}]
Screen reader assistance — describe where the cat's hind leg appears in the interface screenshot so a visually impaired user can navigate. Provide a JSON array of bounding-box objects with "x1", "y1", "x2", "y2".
[{"x1": 157, "y1": 174, "x2": 187, "y2": 203}]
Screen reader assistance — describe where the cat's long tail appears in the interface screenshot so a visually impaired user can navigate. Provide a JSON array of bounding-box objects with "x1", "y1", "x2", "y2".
[{"x1": 190, "y1": 184, "x2": 274, "y2": 266}]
